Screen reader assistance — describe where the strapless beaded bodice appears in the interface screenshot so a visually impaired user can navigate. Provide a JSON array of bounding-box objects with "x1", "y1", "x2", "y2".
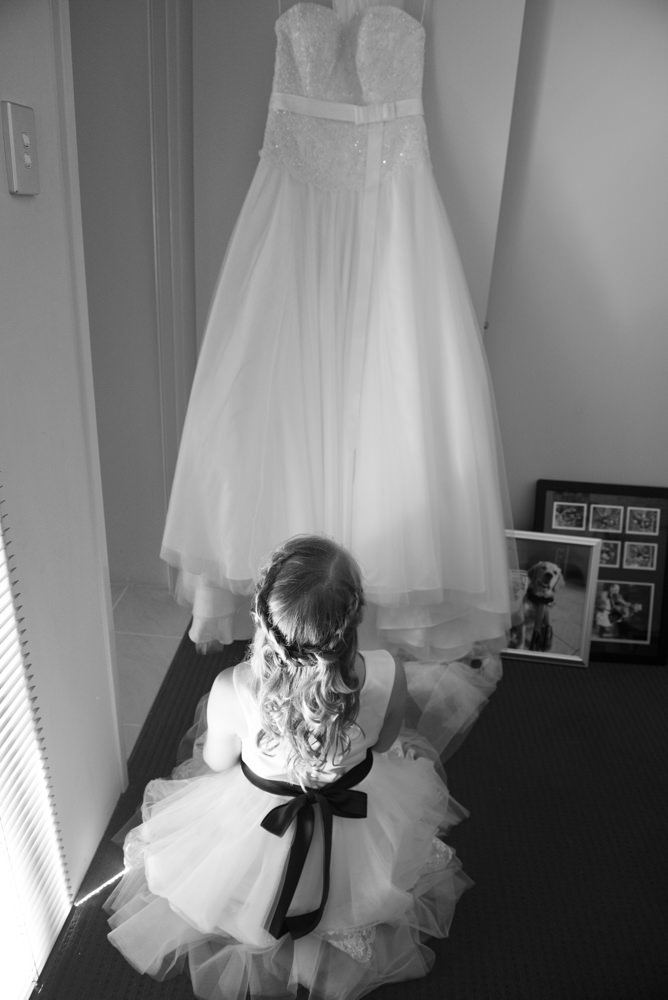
[{"x1": 261, "y1": 3, "x2": 429, "y2": 190}]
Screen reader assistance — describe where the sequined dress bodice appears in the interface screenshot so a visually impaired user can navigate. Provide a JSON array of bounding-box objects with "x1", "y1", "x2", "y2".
[{"x1": 261, "y1": 2, "x2": 429, "y2": 189}]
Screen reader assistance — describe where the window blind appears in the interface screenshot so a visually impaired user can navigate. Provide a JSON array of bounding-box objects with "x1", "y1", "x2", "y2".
[{"x1": 0, "y1": 491, "x2": 71, "y2": 1000}]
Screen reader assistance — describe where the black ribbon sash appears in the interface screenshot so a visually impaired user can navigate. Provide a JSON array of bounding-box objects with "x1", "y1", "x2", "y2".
[{"x1": 240, "y1": 749, "x2": 373, "y2": 940}]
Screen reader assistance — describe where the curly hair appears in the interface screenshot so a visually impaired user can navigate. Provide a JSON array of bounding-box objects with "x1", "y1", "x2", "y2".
[{"x1": 250, "y1": 535, "x2": 366, "y2": 783}]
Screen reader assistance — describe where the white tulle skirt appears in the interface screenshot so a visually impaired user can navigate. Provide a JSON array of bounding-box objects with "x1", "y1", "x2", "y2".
[
  {"x1": 161, "y1": 152, "x2": 513, "y2": 659},
  {"x1": 106, "y1": 739, "x2": 471, "y2": 1000}
]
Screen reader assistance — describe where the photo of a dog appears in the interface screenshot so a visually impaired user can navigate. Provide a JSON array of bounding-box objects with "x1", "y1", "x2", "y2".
[
  {"x1": 505, "y1": 531, "x2": 601, "y2": 665},
  {"x1": 508, "y1": 560, "x2": 564, "y2": 651}
]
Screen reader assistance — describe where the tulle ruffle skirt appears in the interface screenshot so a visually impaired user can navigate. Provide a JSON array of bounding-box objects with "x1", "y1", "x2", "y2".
[
  {"x1": 160, "y1": 154, "x2": 513, "y2": 659},
  {"x1": 106, "y1": 746, "x2": 471, "y2": 1000}
]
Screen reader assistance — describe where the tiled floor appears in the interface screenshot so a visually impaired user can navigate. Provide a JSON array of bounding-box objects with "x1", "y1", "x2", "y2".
[{"x1": 111, "y1": 583, "x2": 191, "y2": 759}]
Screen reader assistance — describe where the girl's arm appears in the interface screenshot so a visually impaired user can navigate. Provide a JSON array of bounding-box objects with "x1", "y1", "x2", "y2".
[
  {"x1": 371, "y1": 658, "x2": 407, "y2": 753},
  {"x1": 202, "y1": 669, "x2": 244, "y2": 771}
]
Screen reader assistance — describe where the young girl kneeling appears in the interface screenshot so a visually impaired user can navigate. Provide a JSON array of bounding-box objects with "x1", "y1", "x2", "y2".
[{"x1": 106, "y1": 535, "x2": 470, "y2": 1000}]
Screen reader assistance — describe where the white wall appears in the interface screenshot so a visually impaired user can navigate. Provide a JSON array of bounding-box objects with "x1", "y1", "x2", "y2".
[
  {"x1": 0, "y1": 0, "x2": 124, "y2": 893},
  {"x1": 424, "y1": 0, "x2": 526, "y2": 322},
  {"x1": 70, "y1": 0, "x2": 196, "y2": 588},
  {"x1": 193, "y1": 0, "x2": 525, "y2": 336},
  {"x1": 193, "y1": 0, "x2": 276, "y2": 339},
  {"x1": 486, "y1": 0, "x2": 668, "y2": 527},
  {"x1": 70, "y1": 0, "x2": 169, "y2": 586}
]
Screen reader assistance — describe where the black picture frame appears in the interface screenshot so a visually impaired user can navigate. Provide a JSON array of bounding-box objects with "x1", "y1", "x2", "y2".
[{"x1": 534, "y1": 480, "x2": 668, "y2": 665}]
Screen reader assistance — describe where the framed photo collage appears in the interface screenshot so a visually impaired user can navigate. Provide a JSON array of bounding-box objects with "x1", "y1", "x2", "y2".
[{"x1": 533, "y1": 480, "x2": 668, "y2": 665}]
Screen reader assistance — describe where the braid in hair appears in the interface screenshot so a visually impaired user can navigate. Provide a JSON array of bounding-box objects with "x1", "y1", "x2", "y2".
[
  {"x1": 253, "y1": 552, "x2": 295, "y2": 663},
  {"x1": 250, "y1": 535, "x2": 366, "y2": 783}
]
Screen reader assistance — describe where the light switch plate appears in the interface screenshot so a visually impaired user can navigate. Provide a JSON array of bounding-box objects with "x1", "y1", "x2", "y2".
[{"x1": 2, "y1": 101, "x2": 40, "y2": 195}]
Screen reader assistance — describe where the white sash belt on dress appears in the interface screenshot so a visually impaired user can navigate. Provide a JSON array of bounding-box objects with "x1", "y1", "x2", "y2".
[
  {"x1": 269, "y1": 91, "x2": 425, "y2": 539},
  {"x1": 270, "y1": 91, "x2": 424, "y2": 126}
]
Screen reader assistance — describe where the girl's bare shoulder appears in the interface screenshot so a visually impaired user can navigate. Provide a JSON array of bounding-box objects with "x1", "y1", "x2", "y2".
[{"x1": 207, "y1": 663, "x2": 251, "y2": 735}]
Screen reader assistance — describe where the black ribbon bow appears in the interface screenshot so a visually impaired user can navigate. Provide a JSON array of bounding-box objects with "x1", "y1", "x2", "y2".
[{"x1": 240, "y1": 749, "x2": 373, "y2": 940}]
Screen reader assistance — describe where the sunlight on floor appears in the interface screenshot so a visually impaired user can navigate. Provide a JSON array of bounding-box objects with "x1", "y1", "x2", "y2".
[{"x1": 111, "y1": 584, "x2": 191, "y2": 759}]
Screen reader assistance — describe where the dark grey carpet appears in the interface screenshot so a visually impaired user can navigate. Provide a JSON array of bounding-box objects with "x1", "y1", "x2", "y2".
[{"x1": 32, "y1": 633, "x2": 668, "y2": 1000}]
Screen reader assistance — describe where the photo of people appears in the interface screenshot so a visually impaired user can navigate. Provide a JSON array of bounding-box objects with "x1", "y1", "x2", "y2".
[
  {"x1": 599, "y1": 540, "x2": 621, "y2": 567},
  {"x1": 552, "y1": 502, "x2": 587, "y2": 531},
  {"x1": 623, "y1": 542, "x2": 657, "y2": 571},
  {"x1": 590, "y1": 504, "x2": 624, "y2": 533},
  {"x1": 626, "y1": 507, "x2": 660, "y2": 535},
  {"x1": 593, "y1": 580, "x2": 653, "y2": 644}
]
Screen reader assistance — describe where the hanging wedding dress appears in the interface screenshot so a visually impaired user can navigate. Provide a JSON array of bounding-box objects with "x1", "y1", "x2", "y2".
[{"x1": 161, "y1": 0, "x2": 513, "y2": 664}]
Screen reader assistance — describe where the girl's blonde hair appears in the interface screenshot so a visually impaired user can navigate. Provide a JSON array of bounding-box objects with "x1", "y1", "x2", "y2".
[{"x1": 250, "y1": 535, "x2": 365, "y2": 782}]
